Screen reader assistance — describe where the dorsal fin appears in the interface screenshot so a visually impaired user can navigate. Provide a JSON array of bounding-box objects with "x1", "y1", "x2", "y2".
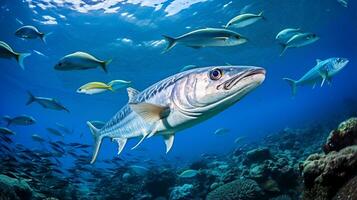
[
  {"x1": 127, "y1": 87, "x2": 140, "y2": 102},
  {"x1": 316, "y1": 59, "x2": 322, "y2": 64}
]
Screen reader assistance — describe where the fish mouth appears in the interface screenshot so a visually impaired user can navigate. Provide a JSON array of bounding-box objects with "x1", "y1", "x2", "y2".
[{"x1": 219, "y1": 68, "x2": 266, "y2": 90}]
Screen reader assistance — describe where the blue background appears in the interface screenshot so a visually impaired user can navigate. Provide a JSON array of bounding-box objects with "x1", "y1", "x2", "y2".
[{"x1": 0, "y1": 0, "x2": 356, "y2": 167}]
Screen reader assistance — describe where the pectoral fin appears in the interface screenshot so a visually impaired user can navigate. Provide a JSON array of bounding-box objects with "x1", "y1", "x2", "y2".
[
  {"x1": 319, "y1": 69, "x2": 329, "y2": 87},
  {"x1": 163, "y1": 134, "x2": 175, "y2": 153},
  {"x1": 129, "y1": 103, "x2": 170, "y2": 123}
]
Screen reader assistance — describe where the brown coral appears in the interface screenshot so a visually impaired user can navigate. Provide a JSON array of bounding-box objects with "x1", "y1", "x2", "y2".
[
  {"x1": 302, "y1": 145, "x2": 357, "y2": 200},
  {"x1": 323, "y1": 117, "x2": 357, "y2": 153}
]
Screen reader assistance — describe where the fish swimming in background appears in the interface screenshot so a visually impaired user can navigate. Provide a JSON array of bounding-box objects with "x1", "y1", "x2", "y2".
[
  {"x1": 3, "y1": 115, "x2": 36, "y2": 127},
  {"x1": 225, "y1": 12, "x2": 265, "y2": 28},
  {"x1": 26, "y1": 91, "x2": 70, "y2": 112},
  {"x1": 31, "y1": 134, "x2": 45, "y2": 143},
  {"x1": 77, "y1": 80, "x2": 131, "y2": 95},
  {"x1": 86, "y1": 65, "x2": 265, "y2": 163},
  {"x1": 275, "y1": 28, "x2": 301, "y2": 43},
  {"x1": 0, "y1": 41, "x2": 31, "y2": 69},
  {"x1": 46, "y1": 128, "x2": 64, "y2": 137},
  {"x1": 280, "y1": 32, "x2": 319, "y2": 56},
  {"x1": 337, "y1": 0, "x2": 348, "y2": 8},
  {"x1": 55, "y1": 123, "x2": 73, "y2": 134},
  {"x1": 0, "y1": 127, "x2": 16, "y2": 135},
  {"x1": 179, "y1": 169, "x2": 199, "y2": 178},
  {"x1": 162, "y1": 28, "x2": 247, "y2": 52},
  {"x1": 15, "y1": 25, "x2": 51, "y2": 43},
  {"x1": 214, "y1": 128, "x2": 230, "y2": 135},
  {"x1": 283, "y1": 57, "x2": 349, "y2": 96},
  {"x1": 54, "y1": 51, "x2": 112, "y2": 73},
  {"x1": 33, "y1": 50, "x2": 48, "y2": 58},
  {"x1": 180, "y1": 65, "x2": 199, "y2": 72}
]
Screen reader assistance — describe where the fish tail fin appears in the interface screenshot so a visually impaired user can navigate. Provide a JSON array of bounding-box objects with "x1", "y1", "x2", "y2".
[
  {"x1": 279, "y1": 43, "x2": 288, "y2": 56},
  {"x1": 101, "y1": 59, "x2": 112, "y2": 73},
  {"x1": 26, "y1": 91, "x2": 36, "y2": 105},
  {"x1": 87, "y1": 121, "x2": 104, "y2": 164},
  {"x1": 162, "y1": 35, "x2": 176, "y2": 53},
  {"x1": 3, "y1": 116, "x2": 12, "y2": 127},
  {"x1": 283, "y1": 78, "x2": 297, "y2": 96},
  {"x1": 40, "y1": 32, "x2": 52, "y2": 44},
  {"x1": 15, "y1": 52, "x2": 31, "y2": 70}
]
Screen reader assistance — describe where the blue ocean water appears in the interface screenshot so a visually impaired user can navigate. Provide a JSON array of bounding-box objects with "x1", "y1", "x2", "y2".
[{"x1": 0, "y1": 0, "x2": 356, "y2": 199}]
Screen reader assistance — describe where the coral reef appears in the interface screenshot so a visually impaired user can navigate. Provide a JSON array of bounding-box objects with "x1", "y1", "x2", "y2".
[
  {"x1": 302, "y1": 145, "x2": 357, "y2": 200},
  {"x1": 206, "y1": 178, "x2": 264, "y2": 200},
  {"x1": 0, "y1": 174, "x2": 34, "y2": 200},
  {"x1": 169, "y1": 184, "x2": 194, "y2": 200},
  {"x1": 323, "y1": 117, "x2": 357, "y2": 153}
]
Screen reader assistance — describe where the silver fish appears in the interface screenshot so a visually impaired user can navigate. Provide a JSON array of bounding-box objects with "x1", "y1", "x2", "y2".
[
  {"x1": 214, "y1": 128, "x2": 229, "y2": 135},
  {"x1": 46, "y1": 128, "x2": 64, "y2": 137},
  {"x1": 87, "y1": 65, "x2": 265, "y2": 163},
  {"x1": 26, "y1": 91, "x2": 69, "y2": 112},
  {"x1": 0, "y1": 41, "x2": 31, "y2": 69},
  {"x1": 162, "y1": 28, "x2": 247, "y2": 52},
  {"x1": 283, "y1": 57, "x2": 349, "y2": 96},
  {"x1": 225, "y1": 12, "x2": 264, "y2": 28},
  {"x1": 275, "y1": 28, "x2": 301, "y2": 43},
  {"x1": 280, "y1": 32, "x2": 319, "y2": 56},
  {"x1": 3, "y1": 115, "x2": 36, "y2": 127},
  {"x1": 54, "y1": 51, "x2": 112, "y2": 73},
  {"x1": 0, "y1": 127, "x2": 16, "y2": 135},
  {"x1": 15, "y1": 25, "x2": 50, "y2": 43},
  {"x1": 31, "y1": 134, "x2": 45, "y2": 142},
  {"x1": 337, "y1": 0, "x2": 348, "y2": 8}
]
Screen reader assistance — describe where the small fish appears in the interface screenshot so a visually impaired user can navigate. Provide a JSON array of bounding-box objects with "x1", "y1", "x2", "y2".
[
  {"x1": 214, "y1": 128, "x2": 229, "y2": 135},
  {"x1": 55, "y1": 123, "x2": 73, "y2": 134},
  {"x1": 26, "y1": 91, "x2": 70, "y2": 112},
  {"x1": 0, "y1": 41, "x2": 31, "y2": 69},
  {"x1": 162, "y1": 28, "x2": 247, "y2": 52},
  {"x1": 0, "y1": 127, "x2": 16, "y2": 135},
  {"x1": 15, "y1": 25, "x2": 51, "y2": 43},
  {"x1": 54, "y1": 51, "x2": 112, "y2": 73},
  {"x1": 280, "y1": 32, "x2": 319, "y2": 56},
  {"x1": 31, "y1": 134, "x2": 45, "y2": 142},
  {"x1": 283, "y1": 57, "x2": 349, "y2": 96},
  {"x1": 225, "y1": 12, "x2": 264, "y2": 28},
  {"x1": 275, "y1": 28, "x2": 301, "y2": 43},
  {"x1": 128, "y1": 165, "x2": 149, "y2": 176},
  {"x1": 77, "y1": 80, "x2": 131, "y2": 95},
  {"x1": 180, "y1": 65, "x2": 199, "y2": 72},
  {"x1": 179, "y1": 169, "x2": 198, "y2": 178},
  {"x1": 47, "y1": 128, "x2": 64, "y2": 137},
  {"x1": 33, "y1": 50, "x2": 47, "y2": 58},
  {"x1": 234, "y1": 136, "x2": 246, "y2": 144},
  {"x1": 3, "y1": 115, "x2": 36, "y2": 127},
  {"x1": 337, "y1": 0, "x2": 348, "y2": 8}
]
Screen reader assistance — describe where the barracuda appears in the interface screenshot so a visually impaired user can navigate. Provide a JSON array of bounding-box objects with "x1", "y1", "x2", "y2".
[{"x1": 87, "y1": 65, "x2": 266, "y2": 163}]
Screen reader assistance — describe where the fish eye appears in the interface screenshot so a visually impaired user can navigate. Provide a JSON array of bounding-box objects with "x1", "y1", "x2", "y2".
[
  {"x1": 209, "y1": 68, "x2": 223, "y2": 80},
  {"x1": 235, "y1": 35, "x2": 240, "y2": 39}
]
